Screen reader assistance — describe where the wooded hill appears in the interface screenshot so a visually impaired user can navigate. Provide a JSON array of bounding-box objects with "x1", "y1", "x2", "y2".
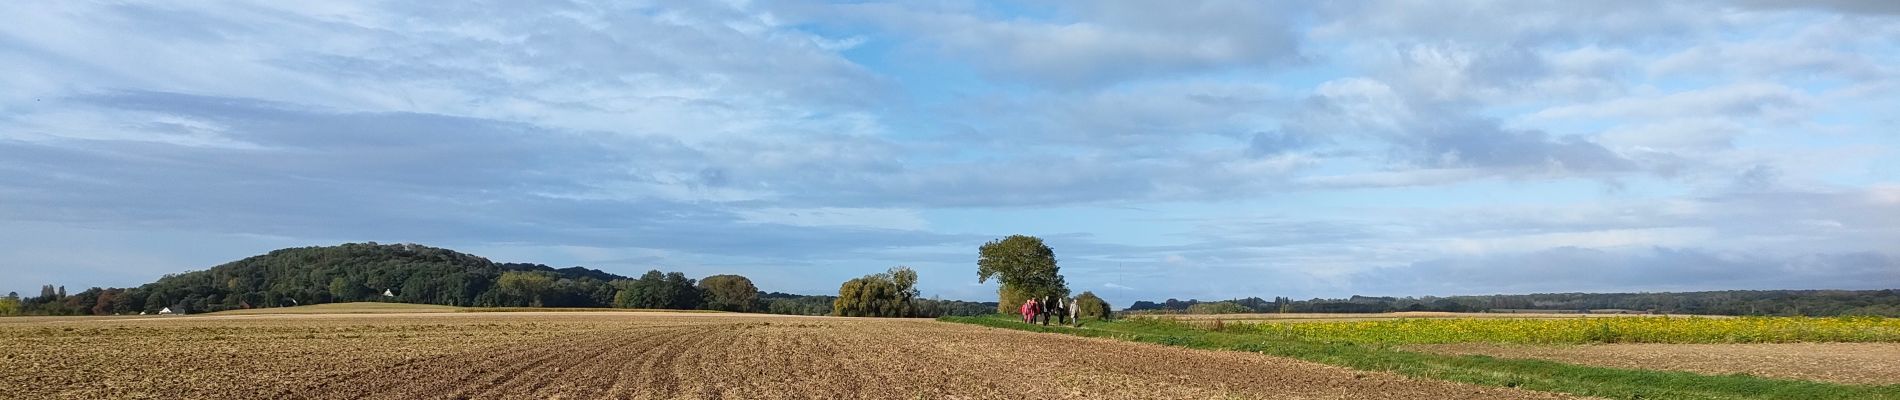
[
  {"x1": 3, "y1": 242, "x2": 999, "y2": 317},
  {"x1": 20, "y1": 243, "x2": 632, "y2": 314}
]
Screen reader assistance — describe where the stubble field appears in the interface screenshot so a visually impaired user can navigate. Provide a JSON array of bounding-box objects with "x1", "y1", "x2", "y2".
[{"x1": 0, "y1": 311, "x2": 1571, "y2": 399}]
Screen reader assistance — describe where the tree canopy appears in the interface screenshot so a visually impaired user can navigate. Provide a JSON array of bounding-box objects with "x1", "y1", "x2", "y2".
[
  {"x1": 976, "y1": 235, "x2": 1068, "y2": 314},
  {"x1": 613, "y1": 270, "x2": 701, "y2": 310},
  {"x1": 3, "y1": 243, "x2": 761, "y2": 316},
  {"x1": 697, "y1": 274, "x2": 759, "y2": 312},
  {"x1": 834, "y1": 266, "x2": 920, "y2": 317},
  {"x1": 1074, "y1": 291, "x2": 1112, "y2": 320}
]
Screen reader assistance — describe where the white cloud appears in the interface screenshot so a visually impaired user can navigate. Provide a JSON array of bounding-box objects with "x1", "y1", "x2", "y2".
[
  {"x1": 1528, "y1": 83, "x2": 1812, "y2": 122},
  {"x1": 1433, "y1": 227, "x2": 1718, "y2": 255},
  {"x1": 2, "y1": 1, "x2": 1897, "y2": 301},
  {"x1": 734, "y1": 207, "x2": 929, "y2": 231},
  {"x1": 1869, "y1": 184, "x2": 1900, "y2": 205},
  {"x1": 809, "y1": 1, "x2": 1303, "y2": 88},
  {"x1": 1597, "y1": 119, "x2": 1746, "y2": 151}
]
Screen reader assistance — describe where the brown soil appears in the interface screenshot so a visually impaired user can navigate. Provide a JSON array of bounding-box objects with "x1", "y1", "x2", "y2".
[
  {"x1": 1411, "y1": 342, "x2": 1900, "y2": 385},
  {"x1": 1, "y1": 312, "x2": 1576, "y2": 399}
]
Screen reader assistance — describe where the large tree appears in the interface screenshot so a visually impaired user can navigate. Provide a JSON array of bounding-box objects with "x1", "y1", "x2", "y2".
[
  {"x1": 1074, "y1": 291, "x2": 1112, "y2": 320},
  {"x1": 620, "y1": 270, "x2": 701, "y2": 310},
  {"x1": 833, "y1": 266, "x2": 920, "y2": 317},
  {"x1": 628, "y1": 270, "x2": 670, "y2": 309},
  {"x1": 977, "y1": 235, "x2": 1069, "y2": 314},
  {"x1": 495, "y1": 271, "x2": 554, "y2": 307},
  {"x1": 662, "y1": 272, "x2": 700, "y2": 310},
  {"x1": 697, "y1": 274, "x2": 758, "y2": 312}
]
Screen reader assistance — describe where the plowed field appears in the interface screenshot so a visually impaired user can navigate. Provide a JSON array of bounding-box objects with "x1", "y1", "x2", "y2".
[{"x1": 0, "y1": 312, "x2": 1573, "y2": 399}]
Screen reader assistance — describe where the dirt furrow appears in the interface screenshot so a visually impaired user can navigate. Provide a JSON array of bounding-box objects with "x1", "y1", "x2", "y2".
[{"x1": 1, "y1": 313, "x2": 1580, "y2": 399}]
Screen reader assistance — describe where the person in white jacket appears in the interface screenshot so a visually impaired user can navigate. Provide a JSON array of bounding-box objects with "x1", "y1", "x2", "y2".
[{"x1": 1068, "y1": 297, "x2": 1079, "y2": 326}]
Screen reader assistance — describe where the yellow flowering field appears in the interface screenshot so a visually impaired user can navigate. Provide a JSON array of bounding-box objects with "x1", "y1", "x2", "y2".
[{"x1": 1223, "y1": 316, "x2": 1900, "y2": 344}]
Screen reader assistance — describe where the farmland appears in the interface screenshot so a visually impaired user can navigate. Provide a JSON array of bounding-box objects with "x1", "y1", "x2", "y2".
[
  {"x1": 1188, "y1": 315, "x2": 1900, "y2": 344},
  {"x1": 0, "y1": 311, "x2": 1568, "y2": 399},
  {"x1": 945, "y1": 315, "x2": 1900, "y2": 399},
  {"x1": 7, "y1": 303, "x2": 1900, "y2": 400},
  {"x1": 1411, "y1": 343, "x2": 1900, "y2": 385},
  {"x1": 1148, "y1": 311, "x2": 1726, "y2": 323}
]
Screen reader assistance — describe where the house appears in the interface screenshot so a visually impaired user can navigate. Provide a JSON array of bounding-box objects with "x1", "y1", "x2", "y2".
[
  {"x1": 158, "y1": 307, "x2": 173, "y2": 315},
  {"x1": 383, "y1": 289, "x2": 396, "y2": 297}
]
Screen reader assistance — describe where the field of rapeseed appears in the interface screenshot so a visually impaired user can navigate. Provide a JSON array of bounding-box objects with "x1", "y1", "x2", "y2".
[{"x1": 1218, "y1": 316, "x2": 1900, "y2": 344}]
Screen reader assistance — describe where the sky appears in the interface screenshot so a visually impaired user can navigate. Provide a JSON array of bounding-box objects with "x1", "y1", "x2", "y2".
[{"x1": 1, "y1": 1, "x2": 1896, "y2": 304}]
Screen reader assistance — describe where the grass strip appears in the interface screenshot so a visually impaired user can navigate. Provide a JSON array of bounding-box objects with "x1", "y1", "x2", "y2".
[{"x1": 942, "y1": 315, "x2": 1900, "y2": 400}]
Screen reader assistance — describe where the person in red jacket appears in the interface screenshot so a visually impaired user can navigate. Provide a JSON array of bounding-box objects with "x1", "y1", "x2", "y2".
[{"x1": 1021, "y1": 298, "x2": 1039, "y2": 323}]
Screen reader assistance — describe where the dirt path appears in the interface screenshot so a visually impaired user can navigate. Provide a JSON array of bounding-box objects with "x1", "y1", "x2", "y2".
[
  {"x1": 1412, "y1": 342, "x2": 1900, "y2": 386},
  {"x1": 1, "y1": 313, "x2": 1574, "y2": 399}
]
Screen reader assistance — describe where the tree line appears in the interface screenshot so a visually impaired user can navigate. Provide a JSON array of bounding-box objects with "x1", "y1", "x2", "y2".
[
  {"x1": 821, "y1": 234, "x2": 1110, "y2": 320},
  {"x1": 0, "y1": 242, "x2": 1013, "y2": 317},
  {"x1": 1126, "y1": 290, "x2": 1900, "y2": 317},
  {"x1": 2, "y1": 243, "x2": 751, "y2": 315}
]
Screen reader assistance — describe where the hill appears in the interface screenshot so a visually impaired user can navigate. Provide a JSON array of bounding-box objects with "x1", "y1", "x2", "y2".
[
  {"x1": 149, "y1": 242, "x2": 642, "y2": 313},
  {"x1": 5, "y1": 242, "x2": 1004, "y2": 317},
  {"x1": 15, "y1": 242, "x2": 652, "y2": 315}
]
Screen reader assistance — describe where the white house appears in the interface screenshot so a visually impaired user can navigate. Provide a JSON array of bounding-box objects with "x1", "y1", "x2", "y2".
[{"x1": 158, "y1": 307, "x2": 173, "y2": 315}]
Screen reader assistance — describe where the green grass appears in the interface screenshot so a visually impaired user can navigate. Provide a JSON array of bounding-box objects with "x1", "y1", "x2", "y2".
[
  {"x1": 1218, "y1": 316, "x2": 1900, "y2": 345},
  {"x1": 942, "y1": 315, "x2": 1900, "y2": 400}
]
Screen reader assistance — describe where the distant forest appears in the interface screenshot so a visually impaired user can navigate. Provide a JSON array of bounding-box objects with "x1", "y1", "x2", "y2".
[
  {"x1": 1127, "y1": 290, "x2": 1900, "y2": 317},
  {"x1": 1, "y1": 243, "x2": 994, "y2": 317},
  {"x1": 6, "y1": 242, "x2": 1890, "y2": 318}
]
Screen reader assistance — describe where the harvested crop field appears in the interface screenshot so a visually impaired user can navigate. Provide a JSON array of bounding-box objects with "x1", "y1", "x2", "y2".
[
  {"x1": 0, "y1": 312, "x2": 1574, "y2": 399},
  {"x1": 1412, "y1": 342, "x2": 1900, "y2": 385}
]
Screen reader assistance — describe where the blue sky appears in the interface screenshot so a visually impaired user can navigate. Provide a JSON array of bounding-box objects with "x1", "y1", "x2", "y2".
[{"x1": 2, "y1": 1, "x2": 1896, "y2": 304}]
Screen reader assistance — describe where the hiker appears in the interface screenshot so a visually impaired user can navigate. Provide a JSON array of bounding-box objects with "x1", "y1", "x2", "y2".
[
  {"x1": 1056, "y1": 296, "x2": 1069, "y2": 325},
  {"x1": 1021, "y1": 298, "x2": 1039, "y2": 323},
  {"x1": 1019, "y1": 299, "x2": 1029, "y2": 323},
  {"x1": 1040, "y1": 295, "x2": 1057, "y2": 326},
  {"x1": 1068, "y1": 297, "x2": 1080, "y2": 326}
]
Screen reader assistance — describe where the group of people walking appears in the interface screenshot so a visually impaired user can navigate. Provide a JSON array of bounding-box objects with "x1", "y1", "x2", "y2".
[{"x1": 1019, "y1": 295, "x2": 1078, "y2": 326}]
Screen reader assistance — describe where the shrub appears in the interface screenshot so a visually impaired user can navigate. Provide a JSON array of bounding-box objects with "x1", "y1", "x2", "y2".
[{"x1": 1185, "y1": 301, "x2": 1252, "y2": 314}]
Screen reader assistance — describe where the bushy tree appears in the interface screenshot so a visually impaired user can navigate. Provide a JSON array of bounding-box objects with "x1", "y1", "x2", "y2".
[
  {"x1": 328, "y1": 277, "x2": 367, "y2": 301},
  {"x1": 1186, "y1": 301, "x2": 1254, "y2": 314},
  {"x1": 834, "y1": 266, "x2": 920, "y2": 317},
  {"x1": 1075, "y1": 291, "x2": 1112, "y2": 320},
  {"x1": 609, "y1": 279, "x2": 637, "y2": 308},
  {"x1": 977, "y1": 235, "x2": 1068, "y2": 314},
  {"x1": 0, "y1": 297, "x2": 19, "y2": 316},
  {"x1": 615, "y1": 270, "x2": 700, "y2": 310},
  {"x1": 762, "y1": 292, "x2": 835, "y2": 315},
  {"x1": 697, "y1": 275, "x2": 759, "y2": 312},
  {"x1": 662, "y1": 272, "x2": 700, "y2": 309},
  {"x1": 496, "y1": 271, "x2": 555, "y2": 307},
  {"x1": 91, "y1": 289, "x2": 120, "y2": 315},
  {"x1": 628, "y1": 271, "x2": 668, "y2": 308}
]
